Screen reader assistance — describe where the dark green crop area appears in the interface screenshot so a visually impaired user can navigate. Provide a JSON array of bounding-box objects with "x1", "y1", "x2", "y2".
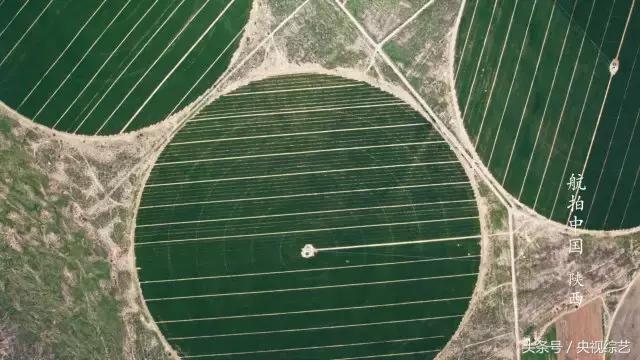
[
  {"x1": 134, "y1": 74, "x2": 482, "y2": 359},
  {"x1": 455, "y1": 0, "x2": 640, "y2": 230},
  {"x1": 0, "y1": 0, "x2": 251, "y2": 135}
]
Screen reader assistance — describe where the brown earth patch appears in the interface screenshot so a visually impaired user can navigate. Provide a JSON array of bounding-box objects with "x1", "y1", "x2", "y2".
[{"x1": 556, "y1": 299, "x2": 604, "y2": 360}]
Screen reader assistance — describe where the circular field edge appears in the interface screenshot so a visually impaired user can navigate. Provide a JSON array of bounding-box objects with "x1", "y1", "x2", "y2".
[
  {"x1": 451, "y1": 0, "x2": 640, "y2": 231},
  {"x1": 132, "y1": 74, "x2": 485, "y2": 358}
]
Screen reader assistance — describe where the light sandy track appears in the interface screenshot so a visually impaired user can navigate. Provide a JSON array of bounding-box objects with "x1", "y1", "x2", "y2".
[
  {"x1": 86, "y1": 0, "x2": 303, "y2": 205},
  {"x1": 502, "y1": 3, "x2": 556, "y2": 186},
  {"x1": 32, "y1": 0, "x2": 133, "y2": 121},
  {"x1": 184, "y1": 346, "x2": 439, "y2": 360},
  {"x1": 485, "y1": 0, "x2": 536, "y2": 164},
  {"x1": 170, "y1": 122, "x2": 420, "y2": 144},
  {"x1": 519, "y1": 0, "x2": 578, "y2": 200},
  {"x1": 364, "y1": 0, "x2": 435, "y2": 72},
  {"x1": 139, "y1": 181, "x2": 470, "y2": 209},
  {"x1": 0, "y1": 0, "x2": 53, "y2": 68},
  {"x1": 333, "y1": 3, "x2": 522, "y2": 358},
  {"x1": 3, "y1": 4, "x2": 636, "y2": 358},
  {"x1": 95, "y1": 0, "x2": 213, "y2": 134},
  {"x1": 476, "y1": 0, "x2": 522, "y2": 152},
  {"x1": 315, "y1": 234, "x2": 481, "y2": 253},
  {"x1": 605, "y1": 108, "x2": 640, "y2": 224},
  {"x1": 157, "y1": 297, "x2": 471, "y2": 323},
  {"x1": 121, "y1": 0, "x2": 239, "y2": 132},
  {"x1": 146, "y1": 160, "x2": 457, "y2": 187},
  {"x1": 146, "y1": 273, "x2": 478, "y2": 302},
  {"x1": 586, "y1": 46, "x2": 640, "y2": 224},
  {"x1": 138, "y1": 199, "x2": 474, "y2": 227},
  {"x1": 605, "y1": 272, "x2": 640, "y2": 343},
  {"x1": 621, "y1": 163, "x2": 640, "y2": 225},
  {"x1": 156, "y1": 140, "x2": 446, "y2": 165},
  {"x1": 144, "y1": 256, "x2": 479, "y2": 285},
  {"x1": 136, "y1": 215, "x2": 479, "y2": 246},
  {"x1": 194, "y1": 91, "x2": 400, "y2": 109},
  {"x1": 332, "y1": 1, "x2": 515, "y2": 212},
  {"x1": 446, "y1": 16, "x2": 511, "y2": 358},
  {"x1": 532, "y1": 0, "x2": 599, "y2": 210},
  {"x1": 187, "y1": 101, "x2": 403, "y2": 122},
  {"x1": 89, "y1": 3, "x2": 313, "y2": 358},
  {"x1": 0, "y1": 0, "x2": 28, "y2": 39},
  {"x1": 460, "y1": 0, "x2": 499, "y2": 120},
  {"x1": 453, "y1": 0, "x2": 479, "y2": 81},
  {"x1": 568, "y1": 0, "x2": 638, "y2": 225},
  {"x1": 18, "y1": 1, "x2": 108, "y2": 110},
  {"x1": 193, "y1": 94, "x2": 398, "y2": 116},
  {"x1": 169, "y1": 314, "x2": 464, "y2": 340},
  {"x1": 226, "y1": 83, "x2": 361, "y2": 96},
  {"x1": 73, "y1": 0, "x2": 188, "y2": 133},
  {"x1": 181, "y1": 336, "x2": 443, "y2": 358},
  {"x1": 507, "y1": 210, "x2": 521, "y2": 360},
  {"x1": 167, "y1": 29, "x2": 247, "y2": 115},
  {"x1": 548, "y1": 0, "x2": 620, "y2": 218},
  {"x1": 332, "y1": 349, "x2": 440, "y2": 360},
  {"x1": 52, "y1": 0, "x2": 162, "y2": 128}
]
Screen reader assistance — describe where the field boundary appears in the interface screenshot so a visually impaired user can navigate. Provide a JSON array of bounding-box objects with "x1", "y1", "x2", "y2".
[{"x1": 335, "y1": 1, "x2": 522, "y2": 358}]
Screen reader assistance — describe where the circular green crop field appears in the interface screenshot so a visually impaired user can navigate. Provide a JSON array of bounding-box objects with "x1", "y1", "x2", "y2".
[
  {"x1": 135, "y1": 74, "x2": 482, "y2": 359},
  {"x1": 0, "y1": 0, "x2": 251, "y2": 135},
  {"x1": 455, "y1": 0, "x2": 640, "y2": 230}
]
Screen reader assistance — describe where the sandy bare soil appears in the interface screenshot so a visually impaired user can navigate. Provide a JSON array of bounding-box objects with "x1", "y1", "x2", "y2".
[
  {"x1": 608, "y1": 275, "x2": 640, "y2": 360},
  {"x1": 1, "y1": 0, "x2": 639, "y2": 359}
]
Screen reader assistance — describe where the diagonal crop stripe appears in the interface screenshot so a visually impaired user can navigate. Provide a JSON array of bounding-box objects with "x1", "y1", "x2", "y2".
[
  {"x1": 456, "y1": 0, "x2": 640, "y2": 229},
  {"x1": 135, "y1": 74, "x2": 481, "y2": 359},
  {"x1": 0, "y1": 0, "x2": 252, "y2": 135}
]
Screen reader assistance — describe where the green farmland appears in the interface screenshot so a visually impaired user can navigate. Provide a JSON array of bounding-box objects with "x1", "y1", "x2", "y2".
[
  {"x1": 135, "y1": 74, "x2": 482, "y2": 359},
  {"x1": 0, "y1": 0, "x2": 250, "y2": 135},
  {"x1": 455, "y1": 0, "x2": 640, "y2": 230}
]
